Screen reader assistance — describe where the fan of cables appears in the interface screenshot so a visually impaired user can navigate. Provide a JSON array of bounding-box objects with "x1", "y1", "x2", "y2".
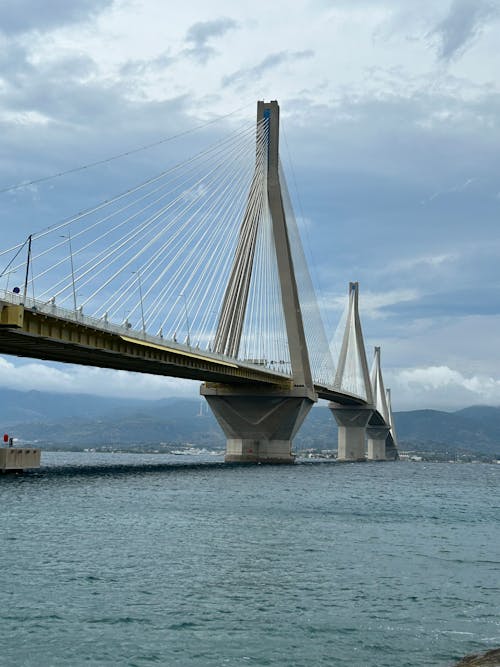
[{"x1": 0, "y1": 117, "x2": 294, "y2": 373}]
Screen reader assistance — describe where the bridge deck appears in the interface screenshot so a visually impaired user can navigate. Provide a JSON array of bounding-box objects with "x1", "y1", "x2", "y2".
[
  {"x1": 0, "y1": 298, "x2": 368, "y2": 407},
  {"x1": 0, "y1": 301, "x2": 291, "y2": 386}
]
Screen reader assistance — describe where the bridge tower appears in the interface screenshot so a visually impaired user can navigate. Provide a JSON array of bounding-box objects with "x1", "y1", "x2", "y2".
[
  {"x1": 201, "y1": 101, "x2": 316, "y2": 463},
  {"x1": 366, "y1": 346, "x2": 390, "y2": 460},
  {"x1": 329, "y1": 282, "x2": 373, "y2": 461}
]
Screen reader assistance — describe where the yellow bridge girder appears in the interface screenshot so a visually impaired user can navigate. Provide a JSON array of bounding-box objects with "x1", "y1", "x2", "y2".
[
  {"x1": 0, "y1": 303, "x2": 293, "y2": 387},
  {"x1": 0, "y1": 301, "x2": 367, "y2": 405}
]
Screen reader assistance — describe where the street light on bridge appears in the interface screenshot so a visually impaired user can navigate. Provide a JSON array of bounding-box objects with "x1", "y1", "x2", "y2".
[
  {"x1": 132, "y1": 270, "x2": 146, "y2": 335},
  {"x1": 180, "y1": 292, "x2": 191, "y2": 347},
  {"x1": 60, "y1": 230, "x2": 77, "y2": 313}
]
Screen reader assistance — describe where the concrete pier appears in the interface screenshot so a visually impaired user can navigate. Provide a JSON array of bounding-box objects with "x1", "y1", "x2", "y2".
[
  {"x1": 1, "y1": 448, "x2": 41, "y2": 472},
  {"x1": 329, "y1": 404, "x2": 373, "y2": 461},
  {"x1": 367, "y1": 425, "x2": 390, "y2": 460},
  {"x1": 201, "y1": 384, "x2": 315, "y2": 463}
]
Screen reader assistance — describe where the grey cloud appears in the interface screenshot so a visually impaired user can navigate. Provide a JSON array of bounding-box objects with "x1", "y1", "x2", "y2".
[
  {"x1": 385, "y1": 285, "x2": 500, "y2": 319},
  {"x1": 0, "y1": 0, "x2": 114, "y2": 35},
  {"x1": 40, "y1": 54, "x2": 97, "y2": 80},
  {"x1": 277, "y1": 88, "x2": 500, "y2": 315},
  {"x1": 222, "y1": 50, "x2": 314, "y2": 89},
  {"x1": 121, "y1": 18, "x2": 238, "y2": 76},
  {"x1": 0, "y1": 41, "x2": 98, "y2": 110},
  {"x1": 1, "y1": 41, "x2": 498, "y2": 393},
  {"x1": 0, "y1": 83, "x2": 201, "y2": 265},
  {"x1": 120, "y1": 51, "x2": 174, "y2": 78},
  {"x1": 0, "y1": 41, "x2": 33, "y2": 84},
  {"x1": 431, "y1": 0, "x2": 499, "y2": 61},
  {"x1": 183, "y1": 17, "x2": 238, "y2": 63},
  {"x1": 0, "y1": 41, "x2": 97, "y2": 119}
]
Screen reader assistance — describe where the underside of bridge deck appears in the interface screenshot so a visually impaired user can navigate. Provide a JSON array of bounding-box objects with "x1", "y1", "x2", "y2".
[{"x1": 0, "y1": 304, "x2": 291, "y2": 387}]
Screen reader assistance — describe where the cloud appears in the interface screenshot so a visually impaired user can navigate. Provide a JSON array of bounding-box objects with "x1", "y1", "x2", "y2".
[
  {"x1": 0, "y1": 0, "x2": 498, "y2": 415},
  {"x1": 222, "y1": 50, "x2": 314, "y2": 89},
  {"x1": 384, "y1": 252, "x2": 459, "y2": 274},
  {"x1": 430, "y1": 0, "x2": 499, "y2": 61},
  {"x1": 183, "y1": 17, "x2": 238, "y2": 63},
  {"x1": 120, "y1": 51, "x2": 175, "y2": 78},
  {"x1": 0, "y1": 39, "x2": 28, "y2": 69},
  {"x1": 387, "y1": 364, "x2": 500, "y2": 410},
  {"x1": 0, "y1": 355, "x2": 199, "y2": 400},
  {"x1": 369, "y1": 312, "x2": 500, "y2": 380},
  {"x1": 360, "y1": 289, "x2": 421, "y2": 319},
  {"x1": 421, "y1": 176, "x2": 478, "y2": 204},
  {"x1": 120, "y1": 18, "x2": 238, "y2": 78},
  {"x1": 0, "y1": 0, "x2": 114, "y2": 35},
  {"x1": 325, "y1": 288, "x2": 420, "y2": 318}
]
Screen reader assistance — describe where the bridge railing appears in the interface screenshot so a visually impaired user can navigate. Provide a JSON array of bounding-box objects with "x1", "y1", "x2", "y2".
[{"x1": 0, "y1": 289, "x2": 291, "y2": 379}]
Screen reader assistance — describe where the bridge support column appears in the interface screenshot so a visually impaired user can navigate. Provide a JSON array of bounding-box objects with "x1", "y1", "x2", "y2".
[
  {"x1": 329, "y1": 404, "x2": 373, "y2": 461},
  {"x1": 201, "y1": 384, "x2": 315, "y2": 463},
  {"x1": 366, "y1": 425, "x2": 390, "y2": 461}
]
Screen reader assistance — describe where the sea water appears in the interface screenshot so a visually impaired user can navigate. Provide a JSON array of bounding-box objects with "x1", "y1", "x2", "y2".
[{"x1": 1, "y1": 453, "x2": 499, "y2": 667}]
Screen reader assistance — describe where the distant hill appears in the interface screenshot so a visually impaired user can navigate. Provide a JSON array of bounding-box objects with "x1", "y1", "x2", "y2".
[
  {"x1": 394, "y1": 408, "x2": 499, "y2": 454},
  {"x1": 0, "y1": 390, "x2": 224, "y2": 447},
  {"x1": 0, "y1": 388, "x2": 498, "y2": 455},
  {"x1": 0, "y1": 388, "x2": 140, "y2": 423},
  {"x1": 455, "y1": 406, "x2": 500, "y2": 441}
]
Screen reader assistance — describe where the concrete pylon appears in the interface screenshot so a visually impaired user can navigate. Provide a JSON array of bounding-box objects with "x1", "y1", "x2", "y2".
[
  {"x1": 366, "y1": 346, "x2": 389, "y2": 460},
  {"x1": 202, "y1": 100, "x2": 316, "y2": 463},
  {"x1": 367, "y1": 425, "x2": 390, "y2": 460},
  {"x1": 370, "y1": 346, "x2": 389, "y2": 423},
  {"x1": 333, "y1": 282, "x2": 373, "y2": 404},
  {"x1": 330, "y1": 405, "x2": 373, "y2": 461},
  {"x1": 329, "y1": 282, "x2": 373, "y2": 461},
  {"x1": 201, "y1": 384, "x2": 313, "y2": 463}
]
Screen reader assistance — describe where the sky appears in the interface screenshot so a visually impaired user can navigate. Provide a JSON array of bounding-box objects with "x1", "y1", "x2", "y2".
[{"x1": 0, "y1": 0, "x2": 499, "y2": 411}]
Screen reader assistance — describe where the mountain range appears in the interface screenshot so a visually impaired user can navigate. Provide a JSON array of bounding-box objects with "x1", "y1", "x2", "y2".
[{"x1": 0, "y1": 388, "x2": 498, "y2": 455}]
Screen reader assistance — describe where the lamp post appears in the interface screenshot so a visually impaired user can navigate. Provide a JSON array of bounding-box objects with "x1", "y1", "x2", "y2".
[
  {"x1": 22, "y1": 234, "x2": 32, "y2": 305},
  {"x1": 133, "y1": 271, "x2": 146, "y2": 334},
  {"x1": 181, "y1": 292, "x2": 191, "y2": 347},
  {"x1": 60, "y1": 231, "x2": 77, "y2": 312}
]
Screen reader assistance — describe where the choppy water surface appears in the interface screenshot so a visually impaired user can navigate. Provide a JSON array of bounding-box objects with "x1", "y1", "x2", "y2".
[{"x1": 1, "y1": 453, "x2": 499, "y2": 667}]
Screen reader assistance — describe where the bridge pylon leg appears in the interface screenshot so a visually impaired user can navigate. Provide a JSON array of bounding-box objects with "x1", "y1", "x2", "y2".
[
  {"x1": 366, "y1": 425, "x2": 390, "y2": 460},
  {"x1": 201, "y1": 384, "x2": 315, "y2": 463},
  {"x1": 328, "y1": 404, "x2": 373, "y2": 462}
]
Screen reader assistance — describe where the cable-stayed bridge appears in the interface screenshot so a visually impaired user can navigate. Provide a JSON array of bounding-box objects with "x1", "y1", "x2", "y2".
[{"x1": 0, "y1": 101, "x2": 398, "y2": 463}]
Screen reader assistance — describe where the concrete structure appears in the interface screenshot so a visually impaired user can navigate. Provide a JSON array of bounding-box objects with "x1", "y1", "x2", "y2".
[
  {"x1": 366, "y1": 346, "x2": 390, "y2": 461},
  {"x1": 202, "y1": 384, "x2": 313, "y2": 463},
  {"x1": 0, "y1": 447, "x2": 40, "y2": 472},
  {"x1": 330, "y1": 405, "x2": 373, "y2": 461},
  {"x1": 0, "y1": 297, "x2": 372, "y2": 403},
  {"x1": 202, "y1": 101, "x2": 316, "y2": 463},
  {"x1": 367, "y1": 425, "x2": 390, "y2": 460},
  {"x1": 329, "y1": 283, "x2": 374, "y2": 461},
  {"x1": 0, "y1": 301, "x2": 287, "y2": 387},
  {"x1": 0, "y1": 100, "x2": 399, "y2": 464}
]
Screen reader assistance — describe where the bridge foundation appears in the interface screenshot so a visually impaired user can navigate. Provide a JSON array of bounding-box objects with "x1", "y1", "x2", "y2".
[
  {"x1": 366, "y1": 425, "x2": 390, "y2": 460},
  {"x1": 201, "y1": 384, "x2": 315, "y2": 463},
  {"x1": 329, "y1": 404, "x2": 373, "y2": 461}
]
